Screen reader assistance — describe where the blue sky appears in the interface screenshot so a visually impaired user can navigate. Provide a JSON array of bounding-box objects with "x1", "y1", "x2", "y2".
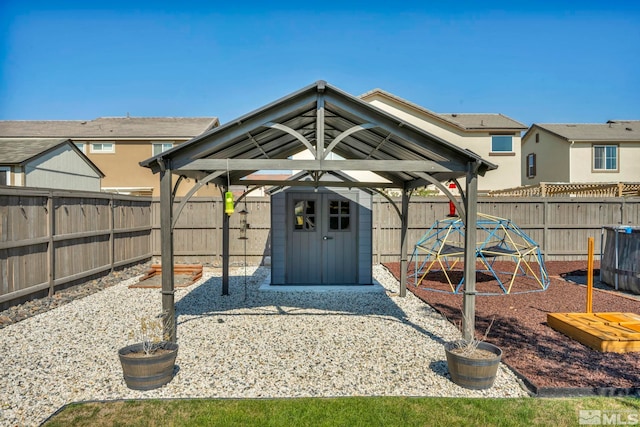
[{"x1": 1, "y1": 1, "x2": 639, "y2": 126}]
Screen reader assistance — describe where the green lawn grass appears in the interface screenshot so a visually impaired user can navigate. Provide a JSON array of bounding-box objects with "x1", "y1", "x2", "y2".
[{"x1": 43, "y1": 396, "x2": 640, "y2": 427}]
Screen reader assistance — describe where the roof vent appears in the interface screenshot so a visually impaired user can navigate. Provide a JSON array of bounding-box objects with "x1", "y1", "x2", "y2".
[
  {"x1": 480, "y1": 119, "x2": 484, "y2": 126},
  {"x1": 451, "y1": 113, "x2": 457, "y2": 117},
  {"x1": 626, "y1": 127, "x2": 633, "y2": 131}
]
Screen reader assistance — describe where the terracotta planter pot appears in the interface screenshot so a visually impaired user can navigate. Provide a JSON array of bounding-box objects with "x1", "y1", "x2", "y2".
[
  {"x1": 118, "y1": 342, "x2": 178, "y2": 390},
  {"x1": 444, "y1": 340, "x2": 502, "y2": 390}
]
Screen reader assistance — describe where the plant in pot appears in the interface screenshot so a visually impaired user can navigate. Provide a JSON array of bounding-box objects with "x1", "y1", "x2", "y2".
[
  {"x1": 444, "y1": 316, "x2": 502, "y2": 390},
  {"x1": 118, "y1": 312, "x2": 178, "y2": 391}
]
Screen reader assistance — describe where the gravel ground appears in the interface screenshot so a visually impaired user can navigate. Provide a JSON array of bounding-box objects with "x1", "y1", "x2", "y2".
[{"x1": 0, "y1": 265, "x2": 527, "y2": 427}]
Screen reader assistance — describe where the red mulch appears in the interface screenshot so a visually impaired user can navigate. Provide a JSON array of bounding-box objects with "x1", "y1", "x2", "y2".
[{"x1": 384, "y1": 261, "x2": 640, "y2": 392}]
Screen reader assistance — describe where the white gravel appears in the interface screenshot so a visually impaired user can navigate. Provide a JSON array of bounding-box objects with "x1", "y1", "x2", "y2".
[{"x1": 0, "y1": 265, "x2": 528, "y2": 426}]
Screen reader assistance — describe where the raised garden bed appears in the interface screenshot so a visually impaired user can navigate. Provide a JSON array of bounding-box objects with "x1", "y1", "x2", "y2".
[{"x1": 129, "y1": 264, "x2": 203, "y2": 289}]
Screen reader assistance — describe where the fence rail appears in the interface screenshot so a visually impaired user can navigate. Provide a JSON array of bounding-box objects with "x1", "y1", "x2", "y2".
[
  {"x1": 2, "y1": 187, "x2": 639, "y2": 308},
  {"x1": 0, "y1": 187, "x2": 152, "y2": 309}
]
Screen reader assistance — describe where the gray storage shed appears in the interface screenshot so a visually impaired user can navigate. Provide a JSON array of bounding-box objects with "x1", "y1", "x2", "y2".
[{"x1": 270, "y1": 179, "x2": 372, "y2": 286}]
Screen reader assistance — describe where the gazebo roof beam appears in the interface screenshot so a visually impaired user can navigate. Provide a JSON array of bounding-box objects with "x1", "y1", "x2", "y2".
[{"x1": 177, "y1": 158, "x2": 462, "y2": 174}]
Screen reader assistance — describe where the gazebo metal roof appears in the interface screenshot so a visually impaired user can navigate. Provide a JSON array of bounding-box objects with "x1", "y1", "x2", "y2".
[{"x1": 141, "y1": 81, "x2": 496, "y2": 190}]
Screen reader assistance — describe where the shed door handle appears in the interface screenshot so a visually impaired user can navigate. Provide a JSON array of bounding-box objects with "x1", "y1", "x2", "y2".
[{"x1": 323, "y1": 236, "x2": 333, "y2": 240}]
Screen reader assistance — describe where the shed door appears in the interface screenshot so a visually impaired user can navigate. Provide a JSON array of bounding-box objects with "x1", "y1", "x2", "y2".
[{"x1": 287, "y1": 193, "x2": 357, "y2": 284}]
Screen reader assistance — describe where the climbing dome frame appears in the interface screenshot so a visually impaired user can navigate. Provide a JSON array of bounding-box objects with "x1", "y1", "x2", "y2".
[{"x1": 409, "y1": 213, "x2": 550, "y2": 295}]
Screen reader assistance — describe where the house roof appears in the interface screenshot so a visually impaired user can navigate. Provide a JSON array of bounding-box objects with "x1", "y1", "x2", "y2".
[
  {"x1": 0, "y1": 138, "x2": 105, "y2": 176},
  {"x1": 526, "y1": 121, "x2": 640, "y2": 142},
  {"x1": 359, "y1": 88, "x2": 527, "y2": 131},
  {"x1": 140, "y1": 80, "x2": 497, "y2": 190},
  {"x1": 0, "y1": 117, "x2": 219, "y2": 139}
]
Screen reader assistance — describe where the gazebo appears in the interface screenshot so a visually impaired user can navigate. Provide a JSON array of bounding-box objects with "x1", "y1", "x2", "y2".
[{"x1": 140, "y1": 81, "x2": 497, "y2": 342}]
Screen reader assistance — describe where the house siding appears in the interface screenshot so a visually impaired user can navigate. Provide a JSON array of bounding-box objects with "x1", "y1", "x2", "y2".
[
  {"x1": 570, "y1": 141, "x2": 640, "y2": 183},
  {"x1": 81, "y1": 139, "x2": 218, "y2": 197},
  {"x1": 25, "y1": 145, "x2": 101, "y2": 191},
  {"x1": 366, "y1": 98, "x2": 522, "y2": 192},
  {"x1": 521, "y1": 130, "x2": 571, "y2": 184}
]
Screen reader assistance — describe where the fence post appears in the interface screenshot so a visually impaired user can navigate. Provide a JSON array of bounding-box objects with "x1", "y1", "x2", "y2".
[
  {"x1": 542, "y1": 198, "x2": 549, "y2": 262},
  {"x1": 47, "y1": 190, "x2": 55, "y2": 296},
  {"x1": 373, "y1": 197, "x2": 380, "y2": 264},
  {"x1": 109, "y1": 194, "x2": 115, "y2": 272}
]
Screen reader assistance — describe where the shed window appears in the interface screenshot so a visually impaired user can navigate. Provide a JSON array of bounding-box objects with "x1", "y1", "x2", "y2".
[
  {"x1": 329, "y1": 200, "x2": 350, "y2": 230},
  {"x1": 593, "y1": 145, "x2": 618, "y2": 171},
  {"x1": 294, "y1": 200, "x2": 315, "y2": 230},
  {"x1": 491, "y1": 135, "x2": 513, "y2": 152}
]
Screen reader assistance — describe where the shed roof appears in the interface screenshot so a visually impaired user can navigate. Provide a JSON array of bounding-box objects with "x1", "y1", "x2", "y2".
[
  {"x1": 360, "y1": 89, "x2": 527, "y2": 131},
  {"x1": 0, "y1": 138, "x2": 105, "y2": 177},
  {"x1": 526, "y1": 121, "x2": 640, "y2": 142},
  {"x1": 0, "y1": 117, "x2": 219, "y2": 139},
  {"x1": 140, "y1": 81, "x2": 497, "y2": 189}
]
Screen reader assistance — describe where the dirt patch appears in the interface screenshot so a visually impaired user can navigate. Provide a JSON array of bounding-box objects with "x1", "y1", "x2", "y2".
[{"x1": 384, "y1": 261, "x2": 640, "y2": 391}]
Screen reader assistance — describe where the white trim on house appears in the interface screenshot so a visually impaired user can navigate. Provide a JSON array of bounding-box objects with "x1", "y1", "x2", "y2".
[
  {"x1": 90, "y1": 142, "x2": 115, "y2": 153},
  {"x1": 152, "y1": 141, "x2": 174, "y2": 157}
]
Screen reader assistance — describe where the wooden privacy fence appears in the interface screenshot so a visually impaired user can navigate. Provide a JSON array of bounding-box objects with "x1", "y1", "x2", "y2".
[
  {"x1": 3, "y1": 189, "x2": 639, "y2": 308},
  {"x1": 153, "y1": 196, "x2": 640, "y2": 265},
  {"x1": 0, "y1": 187, "x2": 152, "y2": 309}
]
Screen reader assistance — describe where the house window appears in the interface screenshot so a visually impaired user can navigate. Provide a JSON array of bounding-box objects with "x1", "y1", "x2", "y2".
[
  {"x1": 90, "y1": 142, "x2": 115, "y2": 153},
  {"x1": 0, "y1": 167, "x2": 10, "y2": 185},
  {"x1": 152, "y1": 142, "x2": 174, "y2": 156},
  {"x1": 491, "y1": 135, "x2": 513, "y2": 152},
  {"x1": 593, "y1": 145, "x2": 618, "y2": 171},
  {"x1": 74, "y1": 142, "x2": 86, "y2": 153},
  {"x1": 526, "y1": 153, "x2": 536, "y2": 178},
  {"x1": 328, "y1": 200, "x2": 350, "y2": 230},
  {"x1": 293, "y1": 200, "x2": 316, "y2": 231},
  {"x1": 535, "y1": 133, "x2": 539, "y2": 143}
]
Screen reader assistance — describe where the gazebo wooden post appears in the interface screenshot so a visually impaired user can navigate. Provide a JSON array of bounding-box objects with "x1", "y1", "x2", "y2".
[
  {"x1": 399, "y1": 186, "x2": 411, "y2": 297},
  {"x1": 159, "y1": 163, "x2": 176, "y2": 342},
  {"x1": 462, "y1": 161, "x2": 479, "y2": 342}
]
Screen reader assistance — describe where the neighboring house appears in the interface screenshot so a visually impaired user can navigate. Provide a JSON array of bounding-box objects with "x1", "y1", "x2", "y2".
[
  {"x1": 359, "y1": 89, "x2": 527, "y2": 193},
  {"x1": 521, "y1": 120, "x2": 640, "y2": 185},
  {"x1": 0, "y1": 138, "x2": 104, "y2": 191},
  {"x1": 0, "y1": 117, "x2": 219, "y2": 196}
]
